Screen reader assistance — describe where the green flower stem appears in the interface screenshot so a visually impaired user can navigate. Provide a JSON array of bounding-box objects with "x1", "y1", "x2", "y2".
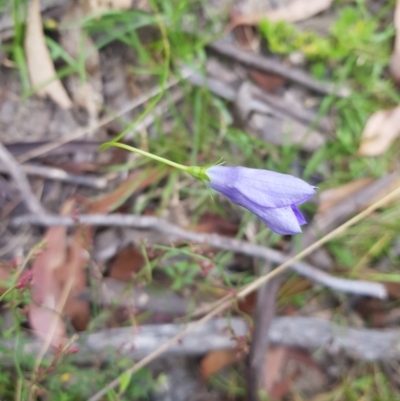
[{"x1": 102, "y1": 142, "x2": 210, "y2": 182}]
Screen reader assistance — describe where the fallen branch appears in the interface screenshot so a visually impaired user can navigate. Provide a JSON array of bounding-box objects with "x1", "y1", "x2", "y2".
[
  {"x1": 12, "y1": 213, "x2": 387, "y2": 299},
  {"x1": 0, "y1": 143, "x2": 47, "y2": 215},
  {"x1": 83, "y1": 277, "x2": 190, "y2": 315},
  {"x1": 2, "y1": 318, "x2": 246, "y2": 364},
  {"x1": 4, "y1": 317, "x2": 400, "y2": 363},
  {"x1": 208, "y1": 38, "x2": 350, "y2": 97},
  {"x1": 183, "y1": 64, "x2": 333, "y2": 135},
  {"x1": 0, "y1": 163, "x2": 108, "y2": 189},
  {"x1": 252, "y1": 86, "x2": 333, "y2": 135}
]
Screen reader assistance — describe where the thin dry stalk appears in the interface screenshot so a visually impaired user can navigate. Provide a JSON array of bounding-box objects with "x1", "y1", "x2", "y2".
[{"x1": 0, "y1": 143, "x2": 46, "y2": 215}]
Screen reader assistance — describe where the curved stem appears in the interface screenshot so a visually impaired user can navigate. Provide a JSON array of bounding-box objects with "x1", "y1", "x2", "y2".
[{"x1": 103, "y1": 142, "x2": 190, "y2": 172}]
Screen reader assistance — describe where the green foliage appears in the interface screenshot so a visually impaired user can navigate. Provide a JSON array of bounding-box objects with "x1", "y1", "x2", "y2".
[
  {"x1": 259, "y1": 6, "x2": 393, "y2": 65},
  {"x1": 43, "y1": 361, "x2": 154, "y2": 401}
]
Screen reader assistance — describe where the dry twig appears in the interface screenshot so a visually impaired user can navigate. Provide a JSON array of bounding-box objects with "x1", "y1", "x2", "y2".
[
  {"x1": 0, "y1": 163, "x2": 108, "y2": 189},
  {"x1": 4, "y1": 316, "x2": 400, "y2": 365},
  {"x1": 83, "y1": 277, "x2": 189, "y2": 315},
  {"x1": 12, "y1": 213, "x2": 387, "y2": 299},
  {"x1": 0, "y1": 143, "x2": 46, "y2": 215},
  {"x1": 208, "y1": 38, "x2": 350, "y2": 97}
]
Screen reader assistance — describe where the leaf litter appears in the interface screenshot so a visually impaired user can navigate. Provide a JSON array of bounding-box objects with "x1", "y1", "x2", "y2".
[
  {"x1": 1, "y1": 0, "x2": 400, "y2": 400},
  {"x1": 25, "y1": 0, "x2": 73, "y2": 109}
]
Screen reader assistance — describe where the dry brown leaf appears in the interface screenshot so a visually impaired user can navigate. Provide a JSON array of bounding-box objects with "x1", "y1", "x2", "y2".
[
  {"x1": 265, "y1": 346, "x2": 289, "y2": 396},
  {"x1": 58, "y1": 224, "x2": 91, "y2": 331},
  {"x1": 390, "y1": 0, "x2": 400, "y2": 81},
  {"x1": 358, "y1": 107, "x2": 400, "y2": 156},
  {"x1": 383, "y1": 282, "x2": 400, "y2": 300},
  {"x1": 264, "y1": 346, "x2": 326, "y2": 399},
  {"x1": 194, "y1": 213, "x2": 239, "y2": 237},
  {"x1": 25, "y1": 0, "x2": 73, "y2": 109},
  {"x1": 89, "y1": 168, "x2": 167, "y2": 214},
  {"x1": 109, "y1": 245, "x2": 145, "y2": 281},
  {"x1": 200, "y1": 349, "x2": 243, "y2": 380},
  {"x1": 60, "y1": 1, "x2": 103, "y2": 124},
  {"x1": 318, "y1": 178, "x2": 374, "y2": 215},
  {"x1": 249, "y1": 69, "x2": 286, "y2": 93},
  {"x1": 229, "y1": 0, "x2": 334, "y2": 29},
  {"x1": 29, "y1": 199, "x2": 75, "y2": 348},
  {"x1": 278, "y1": 278, "x2": 312, "y2": 299}
]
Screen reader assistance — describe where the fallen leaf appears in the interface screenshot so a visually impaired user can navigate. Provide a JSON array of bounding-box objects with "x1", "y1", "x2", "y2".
[
  {"x1": 229, "y1": 0, "x2": 334, "y2": 30},
  {"x1": 390, "y1": 0, "x2": 400, "y2": 81},
  {"x1": 200, "y1": 349, "x2": 243, "y2": 380},
  {"x1": 58, "y1": 226, "x2": 91, "y2": 331},
  {"x1": 109, "y1": 245, "x2": 145, "y2": 281},
  {"x1": 278, "y1": 278, "x2": 312, "y2": 300},
  {"x1": 384, "y1": 282, "x2": 400, "y2": 299},
  {"x1": 318, "y1": 178, "x2": 374, "y2": 215},
  {"x1": 89, "y1": 167, "x2": 167, "y2": 213},
  {"x1": 264, "y1": 346, "x2": 290, "y2": 397},
  {"x1": 29, "y1": 199, "x2": 75, "y2": 348},
  {"x1": 59, "y1": 1, "x2": 103, "y2": 125},
  {"x1": 264, "y1": 346, "x2": 326, "y2": 399},
  {"x1": 25, "y1": 0, "x2": 72, "y2": 109},
  {"x1": 358, "y1": 107, "x2": 400, "y2": 156},
  {"x1": 249, "y1": 69, "x2": 286, "y2": 93},
  {"x1": 194, "y1": 213, "x2": 239, "y2": 237},
  {"x1": 230, "y1": 8, "x2": 261, "y2": 51},
  {"x1": 55, "y1": 161, "x2": 100, "y2": 174},
  {"x1": 353, "y1": 296, "x2": 387, "y2": 328}
]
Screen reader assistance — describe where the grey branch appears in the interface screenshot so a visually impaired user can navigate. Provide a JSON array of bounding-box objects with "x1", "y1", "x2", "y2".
[
  {"x1": 4, "y1": 317, "x2": 400, "y2": 362},
  {"x1": 208, "y1": 39, "x2": 350, "y2": 98},
  {"x1": 0, "y1": 143, "x2": 47, "y2": 215},
  {"x1": 84, "y1": 277, "x2": 190, "y2": 315},
  {"x1": 12, "y1": 213, "x2": 387, "y2": 299},
  {"x1": 0, "y1": 163, "x2": 108, "y2": 189}
]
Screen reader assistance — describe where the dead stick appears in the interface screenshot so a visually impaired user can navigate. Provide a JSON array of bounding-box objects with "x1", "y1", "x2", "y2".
[
  {"x1": 208, "y1": 39, "x2": 350, "y2": 97},
  {"x1": 0, "y1": 143, "x2": 46, "y2": 215},
  {"x1": 0, "y1": 163, "x2": 108, "y2": 189},
  {"x1": 3, "y1": 316, "x2": 400, "y2": 364},
  {"x1": 11, "y1": 213, "x2": 387, "y2": 299}
]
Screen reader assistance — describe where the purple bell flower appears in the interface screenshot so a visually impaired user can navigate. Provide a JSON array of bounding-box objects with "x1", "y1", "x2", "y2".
[{"x1": 206, "y1": 166, "x2": 316, "y2": 235}]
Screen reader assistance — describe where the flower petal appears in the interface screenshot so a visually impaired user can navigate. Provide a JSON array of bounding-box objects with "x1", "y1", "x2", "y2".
[
  {"x1": 255, "y1": 206, "x2": 302, "y2": 235},
  {"x1": 291, "y1": 205, "x2": 307, "y2": 225},
  {"x1": 207, "y1": 166, "x2": 316, "y2": 209}
]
